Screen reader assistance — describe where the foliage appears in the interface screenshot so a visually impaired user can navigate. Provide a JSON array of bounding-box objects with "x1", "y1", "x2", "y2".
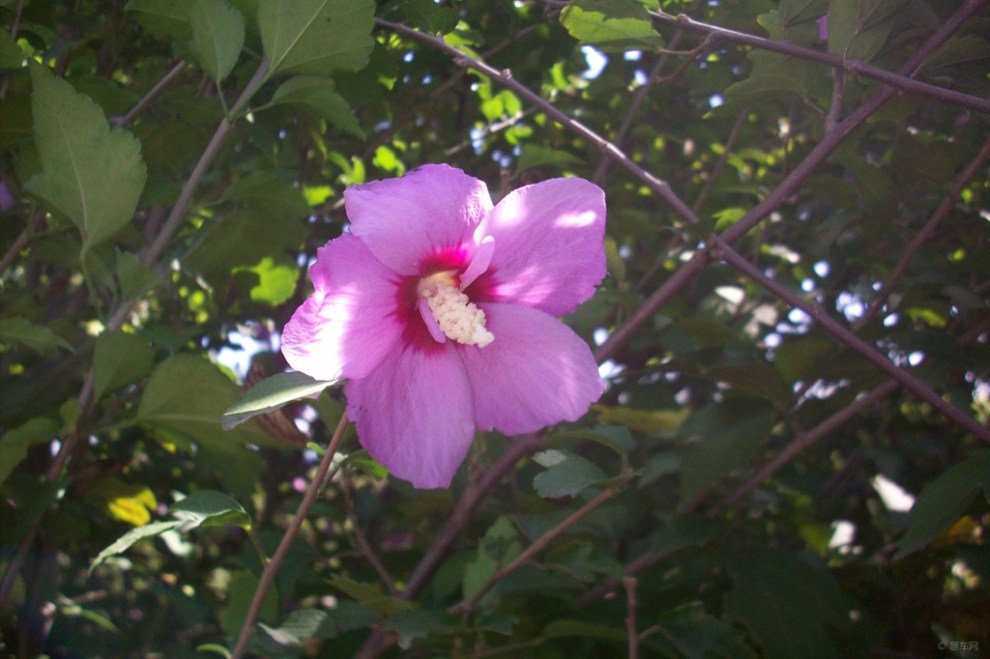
[{"x1": 1, "y1": 0, "x2": 989, "y2": 657}]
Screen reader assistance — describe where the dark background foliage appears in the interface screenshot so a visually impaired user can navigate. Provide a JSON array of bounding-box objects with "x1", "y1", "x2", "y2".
[{"x1": 1, "y1": 0, "x2": 988, "y2": 657}]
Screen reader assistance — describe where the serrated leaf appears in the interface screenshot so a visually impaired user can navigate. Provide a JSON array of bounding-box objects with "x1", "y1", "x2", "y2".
[
  {"x1": 169, "y1": 490, "x2": 251, "y2": 531},
  {"x1": 0, "y1": 317, "x2": 74, "y2": 354},
  {"x1": 258, "y1": 609, "x2": 327, "y2": 650},
  {"x1": 93, "y1": 331, "x2": 155, "y2": 400},
  {"x1": 560, "y1": 0, "x2": 662, "y2": 52},
  {"x1": 189, "y1": 0, "x2": 245, "y2": 82},
  {"x1": 390, "y1": 0, "x2": 459, "y2": 35},
  {"x1": 126, "y1": 0, "x2": 192, "y2": 42},
  {"x1": 0, "y1": 417, "x2": 59, "y2": 485},
  {"x1": 827, "y1": 0, "x2": 907, "y2": 62},
  {"x1": 222, "y1": 370, "x2": 335, "y2": 430},
  {"x1": 259, "y1": 0, "x2": 375, "y2": 77},
  {"x1": 89, "y1": 520, "x2": 183, "y2": 570},
  {"x1": 26, "y1": 63, "x2": 147, "y2": 254},
  {"x1": 895, "y1": 452, "x2": 990, "y2": 558},
  {"x1": 270, "y1": 76, "x2": 365, "y2": 138}
]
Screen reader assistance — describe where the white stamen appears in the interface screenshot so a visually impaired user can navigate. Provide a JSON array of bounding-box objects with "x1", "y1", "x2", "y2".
[{"x1": 421, "y1": 281, "x2": 494, "y2": 347}]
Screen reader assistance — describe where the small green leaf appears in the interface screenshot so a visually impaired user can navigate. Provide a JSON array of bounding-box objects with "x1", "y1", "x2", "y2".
[
  {"x1": 90, "y1": 520, "x2": 183, "y2": 570},
  {"x1": 259, "y1": 0, "x2": 375, "y2": 77},
  {"x1": 93, "y1": 331, "x2": 155, "y2": 400},
  {"x1": 0, "y1": 29, "x2": 23, "y2": 68},
  {"x1": 343, "y1": 449, "x2": 388, "y2": 479},
  {"x1": 388, "y1": 0, "x2": 459, "y2": 35},
  {"x1": 170, "y1": 490, "x2": 251, "y2": 531},
  {"x1": 328, "y1": 576, "x2": 415, "y2": 617},
  {"x1": 0, "y1": 317, "x2": 74, "y2": 354},
  {"x1": 0, "y1": 417, "x2": 59, "y2": 485},
  {"x1": 560, "y1": 0, "x2": 662, "y2": 52},
  {"x1": 463, "y1": 516, "x2": 522, "y2": 599},
  {"x1": 195, "y1": 643, "x2": 232, "y2": 658},
  {"x1": 26, "y1": 63, "x2": 147, "y2": 254},
  {"x1": 270, "y1": 76, "x2": 365, "y2": 138},
  {"x1": 222, "y1": 370, "x2": 336, "y2": 430},
  {"x1": 533, "y1": 451, "x2": 609, "y2": 499},
  {"x1": 895, "y1": 452, "x2": 990, "y2": 558},
  {"x1": 126, "y1": 0, "x2": 192, "y2": 42},
  {"x1": 257, "y1": 609, "x2": 327, "y2": 650},
  {"x1": 517, "y1": 145, "x2": 584, "y2": 173},
  {"x1": 189, "y1": 0, "x2": 245, "y2": 82}
]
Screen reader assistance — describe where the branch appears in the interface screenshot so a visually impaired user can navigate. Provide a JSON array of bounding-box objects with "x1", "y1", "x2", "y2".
[
  {"x1": 447, "y1": 485, "x2": 619, "y2": 616},
  {"x1": 624, "y1": 576, "x2": 639, "y2": 659},
  {"x1": 857, "y1": 134, "x2": 990, "y2": 328},
  {"x1": 114, "y1": 60, "x2": 187, "y2": 128},
  {"x1": 596, "y1": 0, "x2": 986, "y2": 364},
  {"x1": 0, "y1": 209, "x2": 46, "y2": 275},
  {"x1": 230, "y1": 414, "x2": 350, "y2": 659},
  {"x1": 714, "y1": 237, "x2": 990, "y2": 443},
  {"x1": 375, "y1": 18, "x2": 702, "y2": 226},
  {"x1": 651, "y1": 7, "x2": 990, "y2": 116},
  {"x1": 342, "y1": 470, "x2": 398, "y2": 596}
]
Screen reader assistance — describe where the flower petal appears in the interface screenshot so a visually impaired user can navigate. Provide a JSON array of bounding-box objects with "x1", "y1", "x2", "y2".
[
  {"x1": 471, "y1": 177, "x2": 606, "y2": 316},
  {"x1": 461, "y1": 303, "x2": 603, "y2": 435},
  {"x1": 346, "y1": 343, "x2": 475, "y2": 488},
  {"x1": 281, "y1": 235, "x2": 404, "y2": 381},
  {"x1": 345, "y1": 164, "x2": 494, "y2": 275}
]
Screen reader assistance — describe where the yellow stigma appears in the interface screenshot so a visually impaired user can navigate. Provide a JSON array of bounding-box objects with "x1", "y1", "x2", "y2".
[{"x1": 418, "y1": 273, "x2": 494, "y2": 347}]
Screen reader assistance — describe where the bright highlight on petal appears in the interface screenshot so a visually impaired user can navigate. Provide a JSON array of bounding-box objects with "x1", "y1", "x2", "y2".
[{"x1": 282, "y1": 164, "x2": 607, "y2": 488}]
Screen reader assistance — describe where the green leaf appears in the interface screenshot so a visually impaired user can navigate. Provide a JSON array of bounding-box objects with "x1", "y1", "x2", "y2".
[
  {"x1": 328, "y1": 576, "x2": 415, "y2": 617},
  {"x1": 389, "y1": 0, "x2": 459, "y2": 35},
  {"x1": 0, "y1": 29, "x2": 23, "y2": 68},
  {"x1": 258, "y1": 609, "x2": 327, "y2": 650},
  {"x1": 189, "y1": 0, "x2": 245, "y2": 82},
  {"x1": 0, "y1": 317, "x2": 74, "y2": 354},
  {"x1": 342, "y1": 449, "x2": 388, "y2": 479},
  {"x1": 827, "y1": 0, "x2": 908, "y2": 62},
  {"x1": 678, "y1": 397, "x2": 773, "y2": 507},
  {"x1": 517, "y1": 145, "x2": 584, "y2": 173},
  {"x1": 221, "y1": 170, "x2": 311, "y2": 218},
  {"x1": 90, "y1": 520, "x2": 183, "y2": 570},
  {"x1": 170, "y1": 490, "x2": 251, "y2": 531},
  {"x1": 0, "y1": 417, "x2": 59, "y2": 485},
  {"x1": 221, "y1": 370, "x2": 335, "y2": 430},
  {"x1": 533, "y1": 451, "x2": 609, "y2": 499},
  {"x1": 463, "y1": 516, "x2": 523, "y2": 600},
  {"x1": 653, "y1": 603, "x2": 759, "y2": 659},
  {"x1": 259, "y1": 0, "x2": 375, "y2": 77},
  {"x1": 26, "y1": 63, "x2": 147, "y2": 254},
  {"x1": 194, "y1": 644, "x2": 232, "y2": 658},
  {"x1": 725, "y1": 550, "x2": 853, "y2": 659},
  {"x1": 269, "y1": 76, "x2": 365, "y2": 138},
  {"x1": 126, "y1": 0, "x2": 192, "y2": 42},
  {"x1": 541, "y1": 619, "x2": 627, "y2": 642},
  {"x1": 895, "y1": 452, "x2": 990, "y2": 558},
  {"x1": 93, "y1": 331, "x2": 155, "y2": 400},
  {"x1": 559, "y1": 0, "x2": 662, "y2": 52},
  {"x1": 233, "y1": 256, "x2": 297, "y2": 306}
]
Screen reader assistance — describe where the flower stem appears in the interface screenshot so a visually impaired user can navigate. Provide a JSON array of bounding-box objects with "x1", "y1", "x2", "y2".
[{"x1": 229, "y1": 413, "x2": 349, "y2": 659}]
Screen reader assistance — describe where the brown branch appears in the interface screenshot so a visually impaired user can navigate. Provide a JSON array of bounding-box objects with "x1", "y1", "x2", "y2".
[
  {"x1": 341, "y1": 471, "x2": 398, "y2": 596},
  {"x1": 720, "y1": 379, "x2": 902, "y2": 508},
  {"x1": 714, "y1": 237, "x2": 990, "y2": 443},
  {"x1": 114, "y1": 60, "x2": 187, "y2": 128},
  {"x1": 0, "y1": 209, "x2": 47, "y2": 275},
  {"x1": 651, "y1": 7, "x2": 990, "y2": 116},
  {"x1": 624, "y1": 576, "x2": 639, "y2": 659},
  {"x1": 447, "y1": 484, "x2": 620, "y2": 616},
  {"x1": 230, "y1": 414, "x2": 350, "y2": 659},
  {"x1": 596, "y1": 0, "x2": 987, "y2": 364},
  {"x1": 857, "y1": 134, "x2": 990, "y2": 328}
]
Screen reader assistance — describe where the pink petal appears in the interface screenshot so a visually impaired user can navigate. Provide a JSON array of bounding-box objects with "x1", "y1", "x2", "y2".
[
  {"x1": 471, "y1": 178, "x2": 606, "y2": 316},
  {"x1": 281, "y1": 235, "x2": 404, "y2": 381},
  {"x1": 345, "y1": 164, "x2": 494, "y2": 275},
  {"x1": 461, "y1": 303, "x2": 603, "y2": 435},
  {"x1": 345, "y1": 343, "x2": 476, "y2": 488}
]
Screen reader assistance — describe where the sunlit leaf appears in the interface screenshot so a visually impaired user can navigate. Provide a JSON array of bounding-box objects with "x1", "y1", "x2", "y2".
[
  {"x1": 259, "y1": 0, "x2": 375, "y2": 77},
  {"x1": 26, "y1": 63, "x2": 147, "y2": 254},
  {"x1": 221, "y1": 370, "x2": 336, "y2": 430},
  {"x1": 170, "y1": 489, "x2": 251, "y2": 531},
  {"x1": 90, "y1": 520, "x2": 183, "y2": 570},
  {"x1": 560, "y1": 0, "x2": 663, "y2": 52}
]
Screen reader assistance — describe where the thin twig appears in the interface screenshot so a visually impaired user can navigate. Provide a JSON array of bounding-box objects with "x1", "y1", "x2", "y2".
[
  {"x1": 623, "y1": 576, "x2": 639, "y2": 659},
  {"x1": 448, "y1": 485, "x2": 619, "y2": 615},
  {"x1": 651, "y1": 8, "x2": 990, "y2": 116},
  {"x1": 597, "y1": 0, "x2": 988, "y2": 365},
  {"x1": 114, "y1": 60, "x2": 187, "y2": 128},
  {"x1": 714, "y1": 237, "x2": 990, "y2": 443},
  {"x1": 691, "y1": 109, "x2": 747, "y2": 213},
  {"x1": 720, "y1": 379, "x2": 902, "y2": 508},
  {"x1": 857, "y1": 134, "x2": 990, "y2": 328},
  {"x1": 142, "y1": 59, "x2": 269, "y2": 267},
  {"x1": 342, "y1": 470, "x2": 398, "y2": 596},
  {"x1": 230, "y1": 414, "x2": 350, "y2": 659},
  {"x1": 0, "y1": 209, "x2": 46, "y2": 274}
]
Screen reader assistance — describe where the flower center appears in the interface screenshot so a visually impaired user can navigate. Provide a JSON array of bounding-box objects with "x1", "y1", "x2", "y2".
[{"x1": 417, "y1": 272, "x2": 494, "y2": 348}]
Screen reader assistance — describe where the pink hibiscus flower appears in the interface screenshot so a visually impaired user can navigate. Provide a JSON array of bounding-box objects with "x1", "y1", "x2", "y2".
[{"x1": 281, "y1": 164, "x2": 606, "y2": 488}]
